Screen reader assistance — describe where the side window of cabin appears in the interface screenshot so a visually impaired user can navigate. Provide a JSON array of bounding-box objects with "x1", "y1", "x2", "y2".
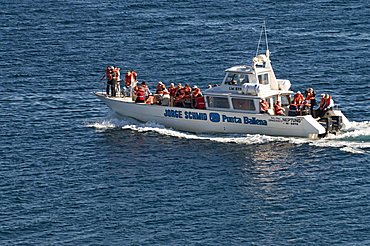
[
  {"x1": 207, "y1": 96, "x2": 230, "y2": 109},
  {"x1": 231, "y1": 98, "x2": 256, "y2": 111},
  {"x1": 258, "y1": 74, "x2": 269, "y2": 85}
]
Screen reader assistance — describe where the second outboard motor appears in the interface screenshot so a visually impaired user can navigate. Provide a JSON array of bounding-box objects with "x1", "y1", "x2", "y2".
[{"x1": 331, "y1": 116, "x2": 343, "y2": 132}]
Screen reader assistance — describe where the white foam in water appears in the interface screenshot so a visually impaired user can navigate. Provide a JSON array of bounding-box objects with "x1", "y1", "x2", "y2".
[
  {"x1": 86, "y1": 118, "x2": 134, "y2": 132},
  {"x1": 88, "y1": 119, "x2": 370, "y2": 154}
]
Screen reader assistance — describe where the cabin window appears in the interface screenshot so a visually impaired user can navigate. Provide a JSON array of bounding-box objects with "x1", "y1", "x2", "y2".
[
  {"x1": 206, "y1": 96, "x2": 230, "y2": 109},
  {"x1": 225, "y1": 73, "x2": 249, "y2": 86},
  {"x1": 231, "y1": 98, "x2": 256, "y2": 111},
  {"x1": 258, "y1": 73, "x2": 269, "y2": 85}
]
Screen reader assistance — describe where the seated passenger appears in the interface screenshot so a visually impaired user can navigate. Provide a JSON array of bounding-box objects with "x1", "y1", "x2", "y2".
[
  {"x1": 141, "y1": 81, "x2": 151, "y2": 100},
  {"x1": 135, "y1": 85, "x2": 146, "y2": 103},
  {"x1": 191, "y1": 85, "x2": 202, "y2": 108},
  {"x1": 260, "y1": 99, "x2": 269, "y2": 114},
  {"x1": 175, "y1": 83, "x2": 185, "y2": 107},
  {"x1": 316, "y1": 93, "x2": 327, "y2": 118},
  {"x1": 191, "y1": 85, "x2": 202, "y2": 98},
  {"x1": 154, "y1": 81, "x2": 166, "y2": 104},
  {"x1": 135, "y1": 81, "x2": 151, "y2": 103},
  {"x1": 318, "y1": 94, "x2": 335, "y2": 117},
  {"x1": 161, "y1": 90, "x2": 170, "y2": 106},
  {"x1": 292, "y1": 91, "x2": 305, "y2": 106},
  {"x1": 155, "y1": 81, "x2": 166, "y2": 94},
  {"x1": 184, "y1": 83, "x2": 191, "y2": 98},
  {"x1": 274, "y1": 101, "x2": 285, "y2": 115}
]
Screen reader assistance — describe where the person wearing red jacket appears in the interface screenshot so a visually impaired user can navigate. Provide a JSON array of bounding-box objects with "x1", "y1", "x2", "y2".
[
  {"x1": 260, "y1": 99, "x2": 269, "y2": 114},
  {"x1": 274, "y1": 101, "x2": 285, "y2": 115}
]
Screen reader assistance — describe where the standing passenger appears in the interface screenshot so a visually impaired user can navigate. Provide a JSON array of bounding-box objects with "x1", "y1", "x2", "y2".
[
  {"x1": 102, "y1": 66, "x2": 114, "y2": 96},
  {"x1": 168, "y1": 83, "x2": 176, "y2": 106}
]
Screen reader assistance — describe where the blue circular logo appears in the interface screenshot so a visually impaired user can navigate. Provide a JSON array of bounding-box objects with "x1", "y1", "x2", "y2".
[{"x1": 209, "y1": 112, "x2": 220, "y2": 122}]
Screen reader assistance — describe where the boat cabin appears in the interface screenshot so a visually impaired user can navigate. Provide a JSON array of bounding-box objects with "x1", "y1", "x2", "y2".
[{"x1": 203, "y1": 51, "x2": 293, "y2": 115}]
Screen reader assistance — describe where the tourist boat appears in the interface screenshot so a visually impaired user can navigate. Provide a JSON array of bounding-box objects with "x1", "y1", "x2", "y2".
[{"x1": 94, "y1": 26, "x2": 350, "y2": 139}]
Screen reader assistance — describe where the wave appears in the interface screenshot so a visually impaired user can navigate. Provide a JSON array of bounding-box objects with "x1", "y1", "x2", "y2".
[{"x1": 87, "y1": 119, "x2": 370, "y2": 154}]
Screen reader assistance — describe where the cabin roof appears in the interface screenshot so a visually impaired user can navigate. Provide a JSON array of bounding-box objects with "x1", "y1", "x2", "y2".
[{"x1": 225, "y1": 65, "x2": 253, "y2": 74}]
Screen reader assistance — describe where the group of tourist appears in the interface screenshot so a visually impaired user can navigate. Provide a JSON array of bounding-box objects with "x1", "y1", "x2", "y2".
[
  {"x1": 102, "y1": 66, "x2": 205, "y2": 109},
  {"x1": 101, "y1": 66, "x2": 138, "y2": 98},
  {"x1": 290, "y1": 88, "x2": 334, "y2": 117},
  {"x1": 259, "y1": 97, "x2": 289, "y2": 116},
  {"x1": 133, "y1": 81, "x2": 205, "y2": 109},
  {"x1": 259, "y1": 87, "x2": 335, "y2": 117},
  {"x1": 102, "y1": 67, "x2": 334, "y2": 118}
]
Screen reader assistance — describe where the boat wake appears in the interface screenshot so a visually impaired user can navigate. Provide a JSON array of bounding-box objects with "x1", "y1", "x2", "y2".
[{"x1": 87, "y1": 119, "x2": 370, "y2": 154}]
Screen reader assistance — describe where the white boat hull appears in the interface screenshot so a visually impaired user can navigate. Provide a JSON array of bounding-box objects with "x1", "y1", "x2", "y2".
[{"x1": 95, "y1": 92, "x2": 327, "y2": 138}]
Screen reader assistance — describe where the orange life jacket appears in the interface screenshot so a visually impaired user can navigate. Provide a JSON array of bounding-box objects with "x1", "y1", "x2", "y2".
[
  {"x1": 192, "y1": 88, "x2": 201, "y2": 97},
  {"x1": 319, "y1": 97, "x2": 326, "y2": 109},
  {"x1": 131, "y1": 71, "x2": 137, "y2": 81},
  {"x1": 274, "y1": 104, "x2": 284, "y2": 115},
  {"x1": 195, "y1": 96, "x2": 206, "y2": 109},
  {"x1": 176, "y1": 87, "x2": 185, "y2": 98},
  {"x1": 168, "y1": 87, "x2": 176, "y2": 96},
  {"x1": 136, "y1": 87, "x2": 146, "y2": 101},
  {"x1": 293, "y1": 93, "x2": 304, "y2": 105},
  {"x1": 125, "y1": 73, "x2": 131, "y2": 87},
  {"x1": 113, "y1": 68, "x2": 120, "y2": 81},
  {"x1": 156, "y1": 84, "x2": 165, "y2": 94},
  {"x1": 325, "y1": 96, "x2": 332, "y2": 109},
  {"x1": 260, "y1": 100, "x2": 269, "y2": 112},
  {"x1": 306, "y1": 92, "x2": 314, "y2": 101}
]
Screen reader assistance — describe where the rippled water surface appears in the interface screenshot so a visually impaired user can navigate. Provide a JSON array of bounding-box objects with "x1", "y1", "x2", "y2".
[{"x1": 1, "y1": 0, "x2": 370, "y2": 245}]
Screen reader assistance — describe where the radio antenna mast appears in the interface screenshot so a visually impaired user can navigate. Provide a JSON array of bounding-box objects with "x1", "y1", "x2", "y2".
[{"x1": 255, "y1": 21, "x2": 269, "y2": 57}]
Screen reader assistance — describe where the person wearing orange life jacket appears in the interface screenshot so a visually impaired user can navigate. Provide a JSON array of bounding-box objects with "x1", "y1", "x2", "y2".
[
  {"x1": 108, "y1": 67, "x2": 118, "y2": 97},
  {"x1": 184, "y1": 84, "x2": 191, "y2": 98},
  {"x1": 113, "y1": 66, "x2": 121, "y2": 97},
  {"x1": 135, "y1": 81, "x2": 150, "y2": 103},
  {"x1": 154, "y1": 81, "x2": 166, "y2": 104},
  {"x1": 191, "y1": 86, "x2": 202, "y2": 98},
  {"x1": 305, "y1": 88, "x2": 316, "y2": 115},
  {"x1": 175, "y1": 83, "x2": 185, "y2": 107},
  {"x1": 168, "y1": 83, "x2": 176, "y2": 106},
  {"x1": 135, "y1": 86, "x2": 146, "y2": 103},
  {"x1": 124, "y1": 71, "x2": 133, "y2": 97},
  {"x1": 102, "y1": 66, "x2": 114, "y2": 96},
  {"x1": 274, "y1": 101, "x2": 285, "y2": 115},
  {"x1": 316, "y1": 93, "x2": 327, "y2": 117},
  {"x1": 260, "y1": 99, "x2": 269, "y2": 114},
  {"x1": 124, "y1": 70, "x2": 138, "y2": 97},
  {"x1": 191, "y1": 85, "x2": 202, "y2": 108},
  {"x1": 161, "y1": 89, "x2": 171, "y2": 106},
  {"x1": 319, "y1": 94, "x2": 334, "y2": 117},
  {"x1": 292, "y1": 91, "x2": 305, "y2": 106},
  {"x1": 125, "y1": 71, "x2": 132, "y2": 87},
  {"x1": 155, "y1": 81, "x2": 166, "y2": 94}
]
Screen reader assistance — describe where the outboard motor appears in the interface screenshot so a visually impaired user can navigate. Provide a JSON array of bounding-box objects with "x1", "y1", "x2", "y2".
[{"x1": 318, "y1": 115, "x2": 343, "y2": 137}]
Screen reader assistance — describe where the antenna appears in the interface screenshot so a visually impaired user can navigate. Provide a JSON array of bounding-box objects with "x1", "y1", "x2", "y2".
[
  {"x1": 264, "y1": 20, "x2": 269, "y2": 51},
  {"x1": 255, "y1": 21, "x2": 268, "y2": 57}
]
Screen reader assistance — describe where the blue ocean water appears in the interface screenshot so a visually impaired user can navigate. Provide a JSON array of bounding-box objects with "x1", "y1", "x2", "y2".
[{"x1": 1, "y1": 0, "x2": 370, "y2": 245}]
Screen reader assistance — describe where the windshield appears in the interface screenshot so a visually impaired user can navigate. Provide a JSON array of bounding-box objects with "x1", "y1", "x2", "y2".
[{"x1": 224, "y1": 73, "x2": 249, "y2": 86}]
